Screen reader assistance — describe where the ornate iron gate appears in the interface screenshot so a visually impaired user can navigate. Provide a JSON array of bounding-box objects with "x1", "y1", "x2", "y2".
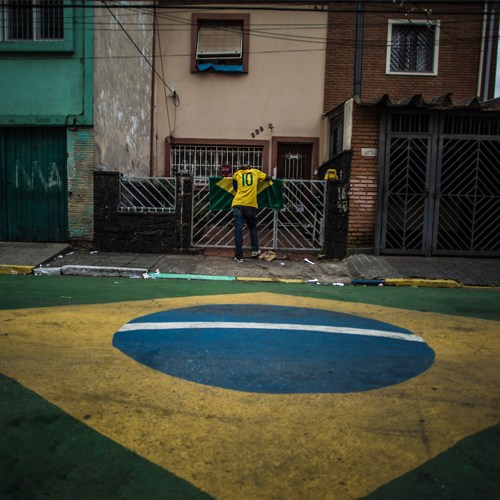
[
  {"x1": 377, "y1": 111, "x2": 500, "y2": 256},
  {"x1": 191, "y1": 178, "x2": 326, "y2": 251}
]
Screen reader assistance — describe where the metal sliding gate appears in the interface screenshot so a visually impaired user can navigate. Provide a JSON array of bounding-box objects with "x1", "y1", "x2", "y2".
[
  {"x1": 377, "y1": 110, "x2": 500, "y2": 256},
  {"x1": 191, "y1": 179, "x2": 326, "y2": 251}
]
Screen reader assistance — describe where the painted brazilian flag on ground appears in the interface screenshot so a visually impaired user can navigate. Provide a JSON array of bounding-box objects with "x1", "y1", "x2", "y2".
[{"x1": 209, "y1": 177, "x2": 284, "y2": 210}]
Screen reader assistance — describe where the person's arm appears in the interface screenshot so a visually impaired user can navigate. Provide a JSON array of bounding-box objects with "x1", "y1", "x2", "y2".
[{"x1": 256, "y1": 169, "x2": 272, "y2": 182}]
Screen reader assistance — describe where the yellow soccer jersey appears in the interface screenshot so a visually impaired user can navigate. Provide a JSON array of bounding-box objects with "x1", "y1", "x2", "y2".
[{"x1": 232, "y1": 169, "x2": 268, "y2": 208}]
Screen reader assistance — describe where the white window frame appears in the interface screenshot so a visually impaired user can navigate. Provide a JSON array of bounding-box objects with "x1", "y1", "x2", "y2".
[{"x1": 386, "y1": 19, "x2": 440, "y2": 76}]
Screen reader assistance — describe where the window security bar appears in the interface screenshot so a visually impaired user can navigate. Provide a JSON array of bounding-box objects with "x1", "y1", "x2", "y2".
[
  {"x1": 172, "y1": 145, "x2": 264, "y2": 181},
  {"x1": 118, "y1": 177, "x2": 176, "y2": 213},
  {"x1": 1, "y1": 0, "x2": 64, "y2": 41},
  {"x1": 390, "y1": 24, "x2": 435, "y2": 73}
]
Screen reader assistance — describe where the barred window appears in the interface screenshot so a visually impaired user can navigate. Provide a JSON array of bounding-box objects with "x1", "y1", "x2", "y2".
[
  {"x1": 1, "y1": 0, "x2": 63, "y2": 42},
  {"x1": 171, "y1": 144, "x2": 264, "y2": 178},
  {"x1": 387, "y1": 20, "x2": 439, "y2": 75}
]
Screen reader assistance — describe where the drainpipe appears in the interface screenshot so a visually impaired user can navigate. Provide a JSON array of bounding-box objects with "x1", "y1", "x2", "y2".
[
  {"x1": 354, "y1": 1, "x2": 365, "y2": 97},
  {"x1": 477, "y1": 1, "x2": 488, "y2": 98},
  {"x1": 149, "y1": 3, "x2": 157, "y2": 177},
  {"x1": 483, "y1": 7, "x2": 496, "y2": 101}
]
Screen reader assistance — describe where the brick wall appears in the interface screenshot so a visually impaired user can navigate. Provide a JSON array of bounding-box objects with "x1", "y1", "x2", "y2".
[
  {"x1": 324, "y1": 1, "x2": 498, "y2": 252},
  {"x1": 68, "y1": 127, "x2": 94, "y2": 242},
  {"x1": 324, "y1": 3, "x2": 357, "y2": 112},
  {"x1": 348, "y1": 105, "x2": 381, "y2": 248},
  {"x1": 324, "y1": 2, "x2": 498, "y2": 112}
]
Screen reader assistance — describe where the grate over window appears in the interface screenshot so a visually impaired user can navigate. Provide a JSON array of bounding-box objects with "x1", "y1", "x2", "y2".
[
  {"x1": 390, "y1": 23, "x2": 435, "y2": 73},
  {"x1": 171, "y1": 145, "x2": 263, "y2": 179},
  {"x1": 391, "y1": 112, "x2": 430, "y2": 133},
  {"x1": 1, "y1": 0, "x2": 63, "y2": 41},
  {"x1": 443, "y1": 114, "x2": 500, "y2": 136}
]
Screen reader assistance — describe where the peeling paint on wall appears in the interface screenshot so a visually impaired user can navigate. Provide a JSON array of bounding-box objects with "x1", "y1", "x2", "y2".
[
  {"x1": 68, "y1": 128, "x2": 94, "y2": 241},
  {"x1": 93, "y1": 6, "x2": 153, "y2": 176}
]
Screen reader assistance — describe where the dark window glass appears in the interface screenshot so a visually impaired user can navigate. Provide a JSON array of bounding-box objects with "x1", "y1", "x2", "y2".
[
  {"x1": 3, "y1": 0, "x2": 63, "y2": 41},
  {"x1": 329, "y1": 115, "x2": 344, "y2": 158},
  {"x1": 390, "y1": 24, "x2": 435, "y2": 73},
  {"x1": 38, "y1": 0, "x2": 63, "y2": 40},
  {"x1": 8, "y1": 0, "x2": 33, "y2": 40}
]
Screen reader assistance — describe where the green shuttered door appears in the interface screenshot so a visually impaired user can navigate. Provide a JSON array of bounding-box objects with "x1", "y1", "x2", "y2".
[{"x1": 0, "y1": 127, "x2": 68, "y2": 242}]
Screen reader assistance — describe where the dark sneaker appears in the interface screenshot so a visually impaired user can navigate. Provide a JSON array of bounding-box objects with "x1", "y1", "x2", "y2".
[
  {"x1": 251, "y1": 250, "x2": 262, "y2": 257},
  {"x1": 235, "y1": 257, "x2": 244, "y2": 263}
]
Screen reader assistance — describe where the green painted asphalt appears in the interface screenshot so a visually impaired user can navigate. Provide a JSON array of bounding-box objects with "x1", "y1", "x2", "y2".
[
  {"x1": 1, "y1": 275, "x2": 500, "y2": 499},
  {"x1": 363, "y1": 422, "x2": 500, "y2": 500},
  {"x1": 0, "y1": 373, "x2": 214, "y2": 500},
  {"x1": 0, "y1": 274, "x2": 499, "y2": 321}
]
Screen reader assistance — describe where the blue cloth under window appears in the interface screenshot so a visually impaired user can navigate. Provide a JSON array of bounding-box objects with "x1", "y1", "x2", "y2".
[{"x1": 197, "y1": 63, "x2": 243, "y2": 72}]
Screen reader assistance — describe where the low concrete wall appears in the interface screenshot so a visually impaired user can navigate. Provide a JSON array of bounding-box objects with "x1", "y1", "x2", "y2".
[{"x1": 93, "y1": 172, "x2": 192, "y2": 253}]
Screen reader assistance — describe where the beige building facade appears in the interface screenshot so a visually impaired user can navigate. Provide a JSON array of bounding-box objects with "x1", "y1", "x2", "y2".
[{"x1": 153, "y1": 4, "x2": 329, "y2": 179}]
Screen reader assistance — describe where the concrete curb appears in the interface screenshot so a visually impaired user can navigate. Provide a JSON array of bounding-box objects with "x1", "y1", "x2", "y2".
[
  {"x1": 0, "y1": 265, "x2": 34, "y2": 275},
  {"x1": 34, "y1": 267, "x2": 62, "y2": 276},
  {"x1": 151, "y1": 274, "x2": 307, "y2": 283},
  {"x1": 236, "y1": 277, "x2": 307, "y2": 284},
  {"x1": 61, "y1": 265, "x2": 147, "y2": 277},
  {"x1": 150, "y1": 273, "x2": 236, "y2": 281}
]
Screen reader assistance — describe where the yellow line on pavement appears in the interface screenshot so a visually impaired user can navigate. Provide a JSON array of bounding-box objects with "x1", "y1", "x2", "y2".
[
  {"x1": 0, "y1": 265, "x2": 34, "y2": 275},
  {"x1": 385, "y1": 278, "x2": 460, "y2": 288}
]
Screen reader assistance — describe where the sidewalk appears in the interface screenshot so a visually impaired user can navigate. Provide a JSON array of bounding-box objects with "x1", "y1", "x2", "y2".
[{"x1": 0, "y1": 242, "x2": 499, "y2": 288}]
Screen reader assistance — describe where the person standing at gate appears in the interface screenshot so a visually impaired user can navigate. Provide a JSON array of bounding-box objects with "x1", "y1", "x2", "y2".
[{"x1": 232, "y1": 164, "x2": 271, "y2": 263}]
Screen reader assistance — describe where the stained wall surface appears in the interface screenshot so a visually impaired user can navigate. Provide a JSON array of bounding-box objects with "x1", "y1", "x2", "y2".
[{"x1": 94, "y1": 6, "x2": 153, "y2": 176}]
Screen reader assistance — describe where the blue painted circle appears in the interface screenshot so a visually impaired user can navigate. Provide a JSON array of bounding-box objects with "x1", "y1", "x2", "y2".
[{"x1": 113, "y1": 305, "x2": 435, "y2": 394}]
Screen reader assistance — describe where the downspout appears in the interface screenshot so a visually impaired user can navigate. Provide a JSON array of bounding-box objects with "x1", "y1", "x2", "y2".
[
  {"x1": 149, "y1": 3, "x2": 157, "y2": 177},
  {"x1": 477, "y1": 1, "x2": 489, "y2": 97},
  {"x1": 354, "y1": 1, "x2": 365, "y2": 97},
  {"x1": 483, "y1": 6, "x2": 496, "y2": 100}
]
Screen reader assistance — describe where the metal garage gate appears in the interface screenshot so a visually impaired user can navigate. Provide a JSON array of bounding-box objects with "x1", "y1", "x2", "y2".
[
  {"x1": 0, "y1": 127, "x2": 68, "y2": 242},
  {"x1": 376, "y1": 111, "x2": 500, "y2": 257}
]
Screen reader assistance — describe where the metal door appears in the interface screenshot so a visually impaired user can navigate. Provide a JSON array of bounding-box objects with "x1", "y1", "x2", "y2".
[
  {"x1": 377, "y1": 111, "x2": 500, "y2": 256},
  {"x1": 0, "y1": 127, "x2": 68, "y2": 242},
  {"x1": 277, "y1": 144, "x2": 312, "y2": 180},
  {"x1": 378, "y1": 110, "x2": 435, "y2": 255},
  {"x1": 433, "y1": 114, "x2": 500, "y2": 256}
]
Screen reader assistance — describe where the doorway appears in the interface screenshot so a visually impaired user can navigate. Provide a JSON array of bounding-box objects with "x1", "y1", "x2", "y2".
[{"x1": 276, "y1": 143, "x2": 313, "y2": 180}]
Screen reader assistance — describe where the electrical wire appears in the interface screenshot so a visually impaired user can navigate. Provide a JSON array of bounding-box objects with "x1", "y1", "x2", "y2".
[
  {"x1": 156, "y1": 12, "x2": 175, "y2": 137},
  {"x1": 102, "y1": 1, "x2": 175, "y2": 94},
  {"x1": 1, "y1": 2, "x2": 492, "y2": 61}
]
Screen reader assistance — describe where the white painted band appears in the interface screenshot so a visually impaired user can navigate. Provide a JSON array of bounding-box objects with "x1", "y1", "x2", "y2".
[{"x1": 119, "y1": 322, "x2": 424, "y2": 343}]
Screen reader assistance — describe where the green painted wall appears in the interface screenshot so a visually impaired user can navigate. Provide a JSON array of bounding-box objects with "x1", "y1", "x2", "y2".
[{"x1": 0, "y1": 3, "x2": 93, "y2": 126}]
